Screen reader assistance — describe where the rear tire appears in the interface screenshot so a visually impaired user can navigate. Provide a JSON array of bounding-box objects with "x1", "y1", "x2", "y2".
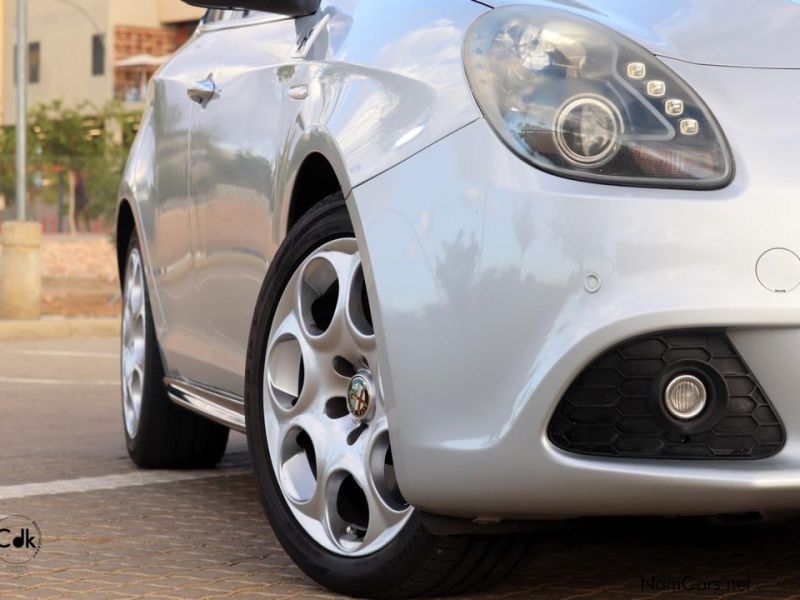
[
  {"x1": 245, "y1": 193, "x2": 529, "y2": 598},
  {"x1": 121, "y1": 231, "x2": 230, "y2": 468}
]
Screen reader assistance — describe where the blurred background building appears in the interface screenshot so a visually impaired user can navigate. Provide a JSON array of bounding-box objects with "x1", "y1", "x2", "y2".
[
  {"x1": 0, "y1": 1, "x2": 205, "y2": 319},
  {"x1": 0, "y1": 0, "x2": 204, "y2": 234},
  {"x1": 2, "y1": 0, "x2": 203, "y2": 121}
]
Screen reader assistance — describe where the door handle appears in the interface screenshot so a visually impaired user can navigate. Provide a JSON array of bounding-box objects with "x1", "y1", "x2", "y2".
[{"x1": 187, "y1": 75, "x2": 220, "y2": 105}]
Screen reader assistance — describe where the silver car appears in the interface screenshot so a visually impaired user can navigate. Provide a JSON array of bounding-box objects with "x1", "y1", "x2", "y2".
[{"x1": 117, "y1": 0, "x2": 800, "y2": 596}]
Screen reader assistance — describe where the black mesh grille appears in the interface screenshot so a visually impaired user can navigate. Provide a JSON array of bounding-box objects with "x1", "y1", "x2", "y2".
[{"x1": 548, "y1": 331, "x2": 785, "y2": 459}]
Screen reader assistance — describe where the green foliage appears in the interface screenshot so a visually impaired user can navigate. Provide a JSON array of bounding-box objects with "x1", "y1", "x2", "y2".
[{"x1": 0, "y1": 100, "x2": 141, "y2": 221}]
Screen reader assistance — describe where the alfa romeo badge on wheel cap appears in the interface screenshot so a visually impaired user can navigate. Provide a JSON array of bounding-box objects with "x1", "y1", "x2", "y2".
[{"x1": 347, "y1": 371, "x2": 375, "y2": 421}]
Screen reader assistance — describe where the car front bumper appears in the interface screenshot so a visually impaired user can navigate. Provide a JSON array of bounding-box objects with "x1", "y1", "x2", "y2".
[{"x1": 347, "y1": 61, "x2": 800, "y2": 519}]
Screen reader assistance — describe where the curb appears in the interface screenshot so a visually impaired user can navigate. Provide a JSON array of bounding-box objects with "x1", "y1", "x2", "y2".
[{"x1": 0, "y1": 318, "x2": 120, "y2": 341}]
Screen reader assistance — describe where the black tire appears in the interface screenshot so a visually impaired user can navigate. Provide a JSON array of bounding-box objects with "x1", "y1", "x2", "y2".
[
  {"x1": 122, "y1": 231, "x2": 230, "y2": 468},
  {"x1": 245, "y1": 193, "x2": 529, "y2": 598}
]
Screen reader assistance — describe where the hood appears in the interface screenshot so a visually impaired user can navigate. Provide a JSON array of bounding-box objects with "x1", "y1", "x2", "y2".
[{"x1": 482, "y1": 0, "x2": 800, "y2": 68}]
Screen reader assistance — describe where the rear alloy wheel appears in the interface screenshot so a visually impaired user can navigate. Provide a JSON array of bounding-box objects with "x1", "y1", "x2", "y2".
[
  {"x1": 121, "y1": 245, "x2": 146, "y2": 439},
  {"x1": 246, "y1": 194, "x2": 530, "y2": 598},
  {"x1": 121, "y1": 232, "x2": 230, "y2": 468}
]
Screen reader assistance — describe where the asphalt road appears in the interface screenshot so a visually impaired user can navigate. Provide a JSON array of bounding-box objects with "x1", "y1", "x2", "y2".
[{"x1": 1, "y1": 337, "x2": 799, "y2": 599}]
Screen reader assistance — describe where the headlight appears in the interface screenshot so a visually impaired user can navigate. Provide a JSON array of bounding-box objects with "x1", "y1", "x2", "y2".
[{"x1": 463, "y1": 6, "x2": 733, "y2": 188}]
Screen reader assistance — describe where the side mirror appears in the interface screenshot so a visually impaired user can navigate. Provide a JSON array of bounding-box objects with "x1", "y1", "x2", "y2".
[{"x1": 182, "y1": 0, "x2": 320, "y2": 17}]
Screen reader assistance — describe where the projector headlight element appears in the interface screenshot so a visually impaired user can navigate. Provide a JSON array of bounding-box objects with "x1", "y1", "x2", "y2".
[
  {"x1": 463, "y1": 6, "x2": 733, "y2": 188},
  {"x1": 554, "y1": 95, "x2": 622, "y2": 167}
]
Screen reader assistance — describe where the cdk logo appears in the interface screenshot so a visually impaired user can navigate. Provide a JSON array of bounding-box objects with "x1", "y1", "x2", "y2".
[{"x1": 0, "y1": 515, "x2": 42, "y2": 564}]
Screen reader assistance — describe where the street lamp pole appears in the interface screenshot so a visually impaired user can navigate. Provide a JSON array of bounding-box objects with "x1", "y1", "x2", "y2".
[{"x1": 15, "y1": 0, "x2": 27, "y2": 221}]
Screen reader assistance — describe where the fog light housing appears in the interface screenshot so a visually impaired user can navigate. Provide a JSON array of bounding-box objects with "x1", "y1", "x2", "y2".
[{"x1": 664, "y1": 374, "x2": 707, "y2": 419}]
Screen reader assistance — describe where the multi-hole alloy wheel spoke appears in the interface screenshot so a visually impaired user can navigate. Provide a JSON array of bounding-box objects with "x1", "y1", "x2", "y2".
[
  {"x1": 263, "y1": 238, "x2": 412, "y2": 556},
  {"x1": 122, "y1": 248, "x2": 146, "y2": 439}
]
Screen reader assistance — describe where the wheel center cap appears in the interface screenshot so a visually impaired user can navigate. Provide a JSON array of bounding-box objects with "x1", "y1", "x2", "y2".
[{"x1": 347, "y1": 371, "x2": 375, "y2": 422}]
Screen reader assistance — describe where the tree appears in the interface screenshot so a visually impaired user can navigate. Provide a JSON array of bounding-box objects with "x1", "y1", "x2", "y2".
[{"x1": 0, "y1": 100, "x2": 141, "y2": 230}]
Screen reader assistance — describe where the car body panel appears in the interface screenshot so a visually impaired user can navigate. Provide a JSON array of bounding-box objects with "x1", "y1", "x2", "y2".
[
  {"x1": 119, "y1": 0, "x2": 486, "y2": 394},
  {"x1": 120, "y1": 0, "x2": 800, "y2": 518},
  {"x1": 120, "y1": 47, "x2": 210, "y2": 384},
  {"x1": 347, "y1": 61, "x2": 800, "y2": 516},
  {"x1": 483, "y1": 0, "x2": 800, "y2": 68},
  {"x1": 187, "y1": 16, "x2": 299, "y2": 394}
]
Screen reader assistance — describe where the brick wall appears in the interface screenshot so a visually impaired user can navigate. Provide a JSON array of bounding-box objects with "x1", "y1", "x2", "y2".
[
  {"x1": 115, "y1": 25, "x2": 178, "y2": 59},
  {"x1": 113, "y1": 25, "x2": 179, "y2": 102}
]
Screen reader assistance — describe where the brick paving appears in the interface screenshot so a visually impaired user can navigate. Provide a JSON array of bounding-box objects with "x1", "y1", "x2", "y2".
[
  {"x1": 3, "y1": 476, "x2": 800, "y2": 599},
  {"x1": 1, "y1": 337, "x2": 800, "y2": 599}
]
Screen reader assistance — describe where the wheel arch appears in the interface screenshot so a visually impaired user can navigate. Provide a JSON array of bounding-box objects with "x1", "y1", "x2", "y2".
[
  {"x1": 287, "y1": 153, "x2": 342, "y2": 232},
  {"x1": 115, "y1": 192, "x2": 173, "y2": 383},
  {"x1": 280, "y1": 127, "x2": 353, "y2": 237},
  {"x1": 116, "y1": 198, "x2": 136, "y2": 290}
]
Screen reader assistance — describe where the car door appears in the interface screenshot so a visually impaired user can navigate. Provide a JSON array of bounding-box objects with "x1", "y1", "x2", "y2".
[
  {"x1": 144, "y1": 20, "x2": 221, "y2": 385},
  {"x1": 188, "y1": 10, "x2": 302, "y2": 395}
]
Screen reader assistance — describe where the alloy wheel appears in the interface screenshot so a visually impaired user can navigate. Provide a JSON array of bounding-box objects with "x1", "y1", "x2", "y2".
[
  {"x1": 121, "y1": 247, "x2": 146, "y2": 439},
  {"x1": 263, "y1": 238, "x2": 412, "y2": 556}
]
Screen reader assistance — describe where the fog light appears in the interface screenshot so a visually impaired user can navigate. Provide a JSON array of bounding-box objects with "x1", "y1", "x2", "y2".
[{"x1": 664, "y1": 374, "x2": 707, "y2": 419}]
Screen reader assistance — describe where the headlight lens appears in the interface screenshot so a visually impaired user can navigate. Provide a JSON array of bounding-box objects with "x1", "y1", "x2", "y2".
[{"x1": 463, "y1": 6, "x2": 733, "y2": 188}]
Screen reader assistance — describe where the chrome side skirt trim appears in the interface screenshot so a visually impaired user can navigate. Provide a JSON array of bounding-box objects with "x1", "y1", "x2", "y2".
[{"x1": 164, "y1": 377, "x2": 246, "y2": 433}]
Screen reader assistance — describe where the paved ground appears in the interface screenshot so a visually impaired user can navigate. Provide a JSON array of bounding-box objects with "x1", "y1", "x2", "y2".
[
  {"x1": 41, "y1": 235, "x2": 121, "y2": 318},
  {"x1": 1, "y1": 337, "x2": 800, "y2": 599}
]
